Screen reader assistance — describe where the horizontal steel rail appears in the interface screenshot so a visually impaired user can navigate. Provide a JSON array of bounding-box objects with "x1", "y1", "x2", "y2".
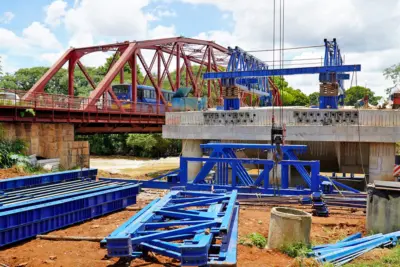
[
  {"x1": 203, "y1": 65, "x2": 361, "y2": 79},
  {"x1": 0, "y1": 169, "x2": 98, "y2": 191}
]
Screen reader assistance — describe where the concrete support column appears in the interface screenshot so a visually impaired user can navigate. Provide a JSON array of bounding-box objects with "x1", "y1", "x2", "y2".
[
  {"x1": 369, "y1": 143, "x2": 395, "y2": 182},
  {"x1": 182, "y1": 139, "x2": 202, "y2": 182}
]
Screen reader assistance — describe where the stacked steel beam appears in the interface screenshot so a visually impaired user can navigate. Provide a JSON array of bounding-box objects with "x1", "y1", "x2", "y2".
[
  {"x1": 0, "y1": 169, "x2": 140, "y2": 247},
  {"x1": 104, "y1": 189, "x2": 238, "y2": 266},
  {"x1": 309, "y1": 232, "x2": 400, "y2": 265}
]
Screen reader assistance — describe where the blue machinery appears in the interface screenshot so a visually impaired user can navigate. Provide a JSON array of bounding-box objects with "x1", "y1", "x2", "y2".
[
  {"x1": 104, "y1": 189, "x2": 238, "y2": 266},
  {"x1": 204, "y1": 39, "x2": 361, "y2": 109},
  {"x1": 0, "y1": 169, "x2": 140, "y2": 247},
  {"x1": 103, "y1": 143, "x2": 360, "y2": 196}
]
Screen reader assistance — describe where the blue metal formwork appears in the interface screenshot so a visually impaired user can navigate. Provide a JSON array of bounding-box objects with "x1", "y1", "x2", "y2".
[
  {"x1": 0, "y1": 172, "x2": 140, "y2": 247},
  {"x1": 0, "y1": 168, "x2": 98, "y2": 191},
  {"x1": 104, "y1": 190, "x2": 239, "y2": 267}
]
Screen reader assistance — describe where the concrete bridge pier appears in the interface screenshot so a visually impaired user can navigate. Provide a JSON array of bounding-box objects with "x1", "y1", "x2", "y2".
[
  {"x1": 181, "y1": 139, "x2": 203, "y2": 182},
  {"x1": 1, "y1": 123, "x2": 89, "y2": 169},
  {"x1": 369, "y1": 143, "x2": 395, "y2": 182}
]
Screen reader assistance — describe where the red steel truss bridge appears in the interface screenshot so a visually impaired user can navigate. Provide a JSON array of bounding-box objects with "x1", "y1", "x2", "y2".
[{"x1": 0, "y1": 37, "x2": 280, "y2": 133}]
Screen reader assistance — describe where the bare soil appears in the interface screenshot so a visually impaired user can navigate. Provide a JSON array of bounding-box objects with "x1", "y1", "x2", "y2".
[
  {"x1": 0, "y1": 194, "x2": 366, "y2": 267},
  {"x1": 0, "y1": 165, "x2": 367, "y2": 267}
]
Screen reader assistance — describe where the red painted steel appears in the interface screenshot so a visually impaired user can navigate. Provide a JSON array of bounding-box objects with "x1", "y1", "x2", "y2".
[{"x1": 2, "y1": 37, "x2": 281, "y2": 133}]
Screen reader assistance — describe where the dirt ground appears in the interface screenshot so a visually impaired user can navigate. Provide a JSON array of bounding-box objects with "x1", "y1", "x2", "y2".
[
  {"x1": 0, "y1": 193, "x2": 367, "y2": 267},
  {"x1": 0, "y1": 165, "x2": 370, "y2": 267}
]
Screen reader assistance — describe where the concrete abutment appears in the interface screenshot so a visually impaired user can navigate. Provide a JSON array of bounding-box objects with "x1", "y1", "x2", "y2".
[{"x1": 0, "y1": 123, "x2": 89, "y2": 169}]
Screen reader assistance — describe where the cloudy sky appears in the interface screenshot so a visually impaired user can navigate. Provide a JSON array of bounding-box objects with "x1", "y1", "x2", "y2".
[{"x1": 0, "y1": 0, "x2": 399, "y2": 96}]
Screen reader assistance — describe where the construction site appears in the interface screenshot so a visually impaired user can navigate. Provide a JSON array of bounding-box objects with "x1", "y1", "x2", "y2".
[{"x1": 0, "y1": 1, "x2": 400, "y2": 266}]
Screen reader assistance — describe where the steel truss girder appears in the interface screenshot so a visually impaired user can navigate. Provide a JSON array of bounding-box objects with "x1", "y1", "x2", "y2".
[
  {"x1": 21, "y1": 37, "x2": 230, "y2": 110},
  {"x1": 104, "y1": 190, "x2": 238, "y2": 266}
]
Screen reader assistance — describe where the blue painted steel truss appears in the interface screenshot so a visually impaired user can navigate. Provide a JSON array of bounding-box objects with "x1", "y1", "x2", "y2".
[
  {"x1": 101, "y1": 143, "x2": 359, "y2": 196},
  {"x1": 226, "y1": 46, "x2": 272, "y2": 103},
  {"x1": 104, "y1": 190, "x2": 238, "y2": 266}
]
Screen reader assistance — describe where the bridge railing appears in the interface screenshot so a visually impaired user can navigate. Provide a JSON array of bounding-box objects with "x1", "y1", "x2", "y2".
[{"x1": 0, "y1": 89, "x2": 167, "y2": 115}]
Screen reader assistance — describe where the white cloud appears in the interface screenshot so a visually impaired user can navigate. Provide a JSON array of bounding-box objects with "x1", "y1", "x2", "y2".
[
  {"x1": 180, "y1": 0, "x2": 400, "y2": 96},
  {"x1": 44, "y1": 0, "x2": 68, "y2": 27},
  {"x1": 148, "y1": 25, "x2": 176, "y2": 39},
  {"x1": 0, "y1": 22, "x2": 62, "y2": 65},
  {"x1": 0, "y1": 12, "x2": 15, "y2": 24},
  {"x1": 0, "y1": 54, "x2": 18, "y2": 74},
  {"x1": 22, "y1": 22, "x2": 62, "y2": 50},
  {"x1": 64, "y1": 0, "x2": 151, "y2": 47}
]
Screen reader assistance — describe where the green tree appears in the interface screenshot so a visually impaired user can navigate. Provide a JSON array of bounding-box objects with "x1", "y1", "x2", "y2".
[
  {"x1": 126, "y1": 134, "x2": 181, "y2": 158},
  {"x1": 309, "y1": 92, "x2": 319, "y2": 106},
  {"x1": 0, "y1": 56, "x2": 2, "y2": 77},
  {"x1": 344, "y1": 86, "x2": 381, "y2": 106},
  {"x1": 383, "y1": 63, "x2": 400, "y2": 94},
  {"x1": 271, "y1": 77, "x2": 309, "y2": 106}
]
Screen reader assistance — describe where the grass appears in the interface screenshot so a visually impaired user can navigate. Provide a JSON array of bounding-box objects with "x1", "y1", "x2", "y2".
[
  {"x1": 343, "y1": 245, "x2": 400, "y2": 267},
  {"x1": 280, "y1": 242, "x2": 312, "y2": 258},
  {"x1": 239, "y1": 232, "x2": 267, "y2": 249}
]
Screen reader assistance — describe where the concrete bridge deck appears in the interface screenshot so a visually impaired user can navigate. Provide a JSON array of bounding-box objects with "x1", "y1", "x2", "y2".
[
  {"x1": 163, "y1": 107, "x2": 399, "y2": 182},
  {"x1": 163, "y1": 107, "x2": 400, "y2": 143}
]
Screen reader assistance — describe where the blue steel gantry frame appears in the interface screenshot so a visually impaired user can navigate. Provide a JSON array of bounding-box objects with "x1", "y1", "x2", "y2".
[
  {"x1": 204, "y1": 39, "x2": 361, "y2": 109},
  {"x1": 104, "y1": 189, "x2": 239, "y2": 267},
  {"x1": 226, "y1": 47, "x2": 272, "y2": 105},
  {"x1": 320, "y1": 38, "x2": 348, "y2": 108},
  {"x1": 101, "y1": 143, "x2": 359, "y2": 196}
]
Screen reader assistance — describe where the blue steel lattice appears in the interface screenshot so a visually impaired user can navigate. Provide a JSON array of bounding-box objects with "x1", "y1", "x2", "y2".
[{"x1": 105, "y1": 190, "x2": 239, "y2": 266}]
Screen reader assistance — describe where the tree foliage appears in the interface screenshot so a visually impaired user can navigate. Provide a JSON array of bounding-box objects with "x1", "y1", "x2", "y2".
[
  {"x1": 309, "y1": 92, "x2": 320, "y2": 106},
  {"x1": 383, "y1": 63, "x2": 400, "y2": 94},
  {"x1": 271, "y1": 77, "x2": 309, "y2": 106},
  {"x1": 344, "y1": 86, "x2": 381, "y2": 106}
]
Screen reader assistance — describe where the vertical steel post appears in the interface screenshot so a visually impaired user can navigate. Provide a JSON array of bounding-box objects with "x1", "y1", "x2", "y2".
[
  {"x1": 131, "y1": 53, "x2": 137, "y2": 112},
  {"x1": 207, "y1": 47, "x2": 212, "y2": 106},
  {"x1": 263, "y1": 164, "x2": 269, "y2": 189},
  {"x1": 311, "y1": 161, "x2": 320, "y2": 192},
  {"x1": 231, "y1": 161, "x2": 236, "y2": 188},
  {"x1": 180, "y1": 157, "x2": 188, "y2": 184},
  {"x1": 281, "y1": 163, "x2": 289, "y2": 189},
  {"x1": 176, "y1": 43, "x2": 181, "y2": 89},
  {"x1": 119, "y1": 67, "x2": 124, "y2": 84},
  {"x1": 68, "y1": 58, "x2": 75, "y2": 96},
  {"x1": 157, "y1": 50, "x2": 161, "y2": 113}
]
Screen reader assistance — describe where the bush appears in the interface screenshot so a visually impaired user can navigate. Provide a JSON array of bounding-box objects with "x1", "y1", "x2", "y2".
[
  {"x1": 280, "y1": 242, "x2": 312, "y2": 258},
  {"x1": 239, "y1": 233, "x2": 267, "y2": 249},
  {"x1": 0, "y1": 139, "x2": 28, "y2": 168}
]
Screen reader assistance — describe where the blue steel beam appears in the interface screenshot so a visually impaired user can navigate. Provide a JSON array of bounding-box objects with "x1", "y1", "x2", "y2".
[
  {"x1": 203, "y1": 65, "x2": 361, "y2": 80},
  {"x1": 0, "y1": 168, "x2": 98, "y2": 191},
  {"x1": 0, "y1": 182, "x2": 140, "y2": 247}
]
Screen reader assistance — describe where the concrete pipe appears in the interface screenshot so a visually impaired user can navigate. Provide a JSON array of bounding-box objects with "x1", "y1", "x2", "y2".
[{"x1": 267, "y1": 207, "x2": 312, "y2": 249}]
